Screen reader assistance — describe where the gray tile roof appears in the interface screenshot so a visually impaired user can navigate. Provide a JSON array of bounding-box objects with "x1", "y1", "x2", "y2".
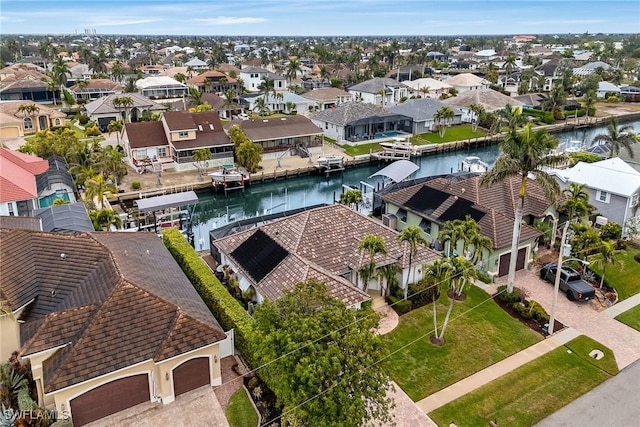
[
  {"x1": 311, "y1": 102, "x2": 397, "y2": 126},
  {"x1": 84, "y1": 93, "x2": 167, "y2": 116},
  {"x1": 443, "y1": 89, "x2": 524, "y2": 112},
  {"x1": 386, "y1": 98, "x2": 455, "y2": 121},
  {"x1": 348, "y1": 77, "x2": 408, "y2": 94}
]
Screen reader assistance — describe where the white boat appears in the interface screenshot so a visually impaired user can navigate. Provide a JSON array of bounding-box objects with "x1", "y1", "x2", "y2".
[
  {"x1": 317, "y1": 155, "x2": 344, "y2": 168},
  {"x1": 563, "y1": 139, "x2": 585, "y2": 153},
  {"x1": 461, "y1": 156, "x2": 489, "y2": 173},
  {"x1": 209, "y1": 165, "x2": 249, "y2": 183},
  {"x1": 379, "y1": 137, "x2": 417, "y2": 154}
]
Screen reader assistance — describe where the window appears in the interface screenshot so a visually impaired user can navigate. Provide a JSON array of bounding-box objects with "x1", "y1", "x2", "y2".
[
  {"x1": 23, "y1": 117, "x2": 33, "y2": 130},
  {"x1": 597, "y1": 190, "x2": 610, "y2": 203},
  {"x1": 397, "y1": 208, "x2": 408, "y2": 223},
  {"x1": 178, "y1": 131, "x2": 188, "y2": 138},
  {"x1": 419, "y1": 218, "x2": 432, "y2": 234},
  {"x1": 158, "y1": 147, "x2": 167, "y2": 157},
  {"x1": 8, "y1": 203, "x2": 15, "y2": 216},
  {"x1": 632, "y1": 193, "x2": 639, "y2": 207},
  {"x1": 54, "y1": 119, "x2": 61, "y2": 126}
]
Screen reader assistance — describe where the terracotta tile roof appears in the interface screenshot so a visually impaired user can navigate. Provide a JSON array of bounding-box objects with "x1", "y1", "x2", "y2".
[
  {"x1": 301, "y1": 87, "x2": 352, "y2": 102},
  {"x1": 0, "y1": 101, "x2": 65, "y2": 120},
  {"x1": 443, "y1": 89, "x2": 525, "y2": 112},
  {"x1": 0, "y1": 230, "x2": 226, "y2": 393},
  {"x1": 70, "y1": 78, "x2": 123, "y2": 92},
  {"x1": 0, "y1": 148, "x2": 49, "y2": 203},
  {"x1": 382, "y1": 175, "x2": 547, "y2": 250},
  {"x1": 124, "y1": 121, "x2": 169, "y2": 149},
  {"x1": 214, "y1": 204, "x2": 441, "y2": 304},
  {"x1": 224, "y1": 115, "x2": 322, "y2": 142},
  {"x1": 187, "y1": 70, "x2": 237, "y2": 85}
]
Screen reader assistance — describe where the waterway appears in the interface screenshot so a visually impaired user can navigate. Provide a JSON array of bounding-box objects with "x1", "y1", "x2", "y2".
[{"x1": 191, "y1": 119, "x2": 640, "y2": 251}]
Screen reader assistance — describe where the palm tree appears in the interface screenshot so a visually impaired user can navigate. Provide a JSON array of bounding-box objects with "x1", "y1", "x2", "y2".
[
  {"x1": 97, "y1": 145, "x2": 126, "y2": 186},
  {"x1": 258, "y1": 77, "x2": 275, "y2": 104},
  {"x1": 111, "y1": 60, "x2": 125, "y2": 83},
  {"x1": 420, "y1": 86, "x2": 430, "y2": 98},
  {"x1": 592, "y1": 117, "x2": 637, "y2": 159},
  {"x1": 434, "y1": 106, "x2": 455, "y2": 138},
  {"x1": 52, "y1": 56, "x2": 70, "y2": 88},
  {"x1": 357, "y1": 234, "x2": 388, "y2": 292},
  {"x1": 192, "y1": 148, "x2": 212, "y2": 181},
  {"x1": 376, "y1": 264, "x2": 400, "y2": 297},
  {"x1": 187, "y1": 87, "x2": 203, "y2": 107},
  {"x1": 469, "y1": 231, "x2": 493, "y2": 265},
  {"x1": 107, "y1": 120, "x2": 123, "y2": 147},
  {"x1": 502, "y1": 54, "x2": 518, "y2": 88},
  {"x1": 559, "y1": 183, "x2": 594, "y2": 223},
  {"x1": 496, "y1": 104, "x2": 526, "y2": 132},
  {"x1": 424, "y1": 258, "x2": 452, "y2": 344},
  {"x1": 47, "y1": 79, "x2": 59, "y2": 106},
  {"x1": 18, "y1": 104, "x2": 40, "y2": 132},
  {"x1": 438, "y1": 219, "x2": 465, "y2": 258},
  {"x1": 113, "y1": 95, "x2": 134, "y2": 122},
  {"x1": 481, "y1": 124, "x2": 566, "y2": 293},
  {"x1": 223, "y1": 88, "x2": 235, "y2": 108},
  {"x1": 398, "y1": 226, "x2": 428, "y2": 299},
  {"x1": 469, "y1": 103, "x2": 485, "y2": 132},
  {"x1": 252, "y1": 97, "x2": 270, "y2": 116},
  {"x1": 174, "y1": 72, "x2": 187, "y2": 83},
  {"x1": 589, "y1": 240, "x2": 623, "y2": 288},
  {"x1": 85, "y1": 174, "x2": 117, "y2": 208},
  {"x1": 286, "y1": 58, "x2": 302, "y2": 83},
  {"x1": 339, "y1": 189, "x2": 363, "y2": 210},
  {"x1": 582, "y1": 90, "x2": 597, "y2": 123},
  {"x1": 542, "y1": 85, "x2": 567, "y2": 120},
  {"x1": 319, "y1": 65, "x2": 331, "y2": 84},
  {"x1": 89, "y1": 208, "x2": 123, "y2": 231}
]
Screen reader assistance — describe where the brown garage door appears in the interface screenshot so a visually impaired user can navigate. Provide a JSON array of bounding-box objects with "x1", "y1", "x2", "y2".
[
  {"x1": 173, "y1": 357, "x2": 210, "y2": 397},
  {"x1": 0, "y1": 126, "x2": 20, "y2": 139},
  {"x1": 70, "y1": 374, "x2": 149, "y2": 427},
  {"x1": 498, "y1": 247, "x2": 527, "y2": 277}
]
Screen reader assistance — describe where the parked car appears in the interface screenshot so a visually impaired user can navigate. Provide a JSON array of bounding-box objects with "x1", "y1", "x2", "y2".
[
  {"x1": 539, "y1": 263, "x2": 596, "y2": 301},
  {"x1": 237, "y1": 113, "x2": 250, "y2": 120}
]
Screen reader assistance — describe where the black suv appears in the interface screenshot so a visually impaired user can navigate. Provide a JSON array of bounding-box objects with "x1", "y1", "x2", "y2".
[{"x1": 540, "y1": 263, "x2": 596, "y2": 302}]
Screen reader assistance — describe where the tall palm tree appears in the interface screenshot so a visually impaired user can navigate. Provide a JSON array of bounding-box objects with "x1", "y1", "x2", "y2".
[
  {"x1": 559, "y1": 183, "x2": 594, "y2": 223},
  {"x1": 357, "y1": 234, "x2": 388, "y2": 292},
  {"x1": 52, "y1": 56, "x2": 70, "y2": 88},
  {"x1": 47, "y1": 79, "x2": 59, "y2": 106},
  {"x1": 469, "y1": 231, "x2": 493, "y2": 265},
  {"x1": 97, "y1": 145, "x2": 126, "y2": 186},
  {"x1": 434, "y1": 106, "x2": 455, "y2": 138},
  {"x1": 187, "y1": 87, "x2": 203, "y2": 107},
  {"x1": 582, "y1": 90, "x2": 597, "y2": 123},
  {"x1": 376, "y1": 264, "x2": 400, "y2": 297},
  {"x1": 252, "y1": 97, "x2": 270, "y2": 116},
  {"x1": 438, "y1": 219, "x2": 465, "y2": 258},
  {"x1": 112, "y1": 95, "x2": 134, "y2": 122},
  {"x1": 592, "y1": 117, "x2": 637, "y2": 159},
  {"x1": 398, "y1": 226, "x2": 428, "y2": 299},
  {"x1": 589, "y1": 240, "x2": 623, "y2": 288},
  {"x1": 319, "y1": 65, "x2": 331, "y2": 84},
  {"x1": 542, "y1": 85, "x2": 567, "y2": 119},
  {"x1": 424, "y1": 258, "x2": 452, "y2": 344},
  {"x1": 469, "y1": 103, "x2": 485, "y2": 132},
  {"x1": 496, "y1": 104, "x2": 526, "y2": 132},
  {"x1": 481, "y1": 124, "x2": 566, "y2": 293},
  {"x1": 107, "y1": 120, "x2": 123, "y2": 147},
  {"x1": 85, "y1": 174, "x2": 117, "y2": 208},
  {"x1": 502, "y1": 54, "x2": 518, "y2": 88},
  {"x1": 258, "y1": 77, "x2": 275, "y2": 104},
  {"x1": 286, "y1": 58, "x2": 302, "y2": 83},
  {"x1": 192, "y1": 148, "x2": 212, "y2": 181}
]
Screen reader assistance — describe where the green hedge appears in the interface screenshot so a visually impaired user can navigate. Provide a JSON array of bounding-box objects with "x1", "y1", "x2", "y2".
[
  {"x1": 523, "y1": 108, "x2": 554, "y2": 124},
  {"x1": 162, "y1": 229, "x2": 255, "y2": 364},
  {"x1": 477, "y1": 271, "x2": 492, "y2": 284}
]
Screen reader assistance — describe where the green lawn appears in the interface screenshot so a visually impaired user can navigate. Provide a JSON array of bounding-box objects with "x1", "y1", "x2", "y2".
[
  {"x1": 589, "y1": 246, "x2": 640, "y2": 300},
  {"x1": 414, "y1": 124, "x2": 487, "y2": 144},
  {"x1": 339, "y1": 141, "x2": 384, "y2": 156},
  {"x1": 225, "y1": 388, "x2": 258, "y2": 427},
  {"x1": 429, "y1": 336, "x2": 614, "y2": 427},
  {"x1": 615, "y1": 305, "x2": 640, "y2": 331},
  {"x1": 381, "y1": 285, "x2": 542, "y2": 401}
]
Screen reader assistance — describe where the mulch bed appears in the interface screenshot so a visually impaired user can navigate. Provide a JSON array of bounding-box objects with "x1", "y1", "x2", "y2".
[{"x1": 492, "y1": 295, "x2": 565, "y2": 335}]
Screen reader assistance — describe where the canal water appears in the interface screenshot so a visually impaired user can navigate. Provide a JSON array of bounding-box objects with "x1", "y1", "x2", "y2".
[{"x1": 191, "y1": 119, "x2": 640, "y2": 251}]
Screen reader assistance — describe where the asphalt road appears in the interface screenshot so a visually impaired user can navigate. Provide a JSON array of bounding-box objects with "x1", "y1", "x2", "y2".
[{"x1": 535, "y1": 359, "x2": 640, "y2": 427}]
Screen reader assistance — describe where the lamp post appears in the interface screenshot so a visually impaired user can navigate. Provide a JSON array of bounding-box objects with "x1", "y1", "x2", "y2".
[{"x1": 547, "y1": 221, "x2": 589, "y2": 335}]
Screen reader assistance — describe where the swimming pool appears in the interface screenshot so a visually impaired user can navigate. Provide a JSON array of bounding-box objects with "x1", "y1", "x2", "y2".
[{"x1": 374, "y1": 131, "x2": 403, "y2": 138}]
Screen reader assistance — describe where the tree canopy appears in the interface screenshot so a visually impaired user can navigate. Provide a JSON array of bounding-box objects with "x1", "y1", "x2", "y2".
[{"x1": 252, "y1": 279, "x2": 394, "y2": 427}]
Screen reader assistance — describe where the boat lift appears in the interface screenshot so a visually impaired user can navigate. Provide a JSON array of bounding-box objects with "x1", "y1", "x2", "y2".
[{"x1": 133, "y1": 191, "x2": 199, "y2": 244}]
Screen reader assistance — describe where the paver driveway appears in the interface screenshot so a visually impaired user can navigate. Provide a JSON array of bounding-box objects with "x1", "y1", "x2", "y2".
[{"x1": 486, "y1": 270, "x2": 640, "y2": 369}]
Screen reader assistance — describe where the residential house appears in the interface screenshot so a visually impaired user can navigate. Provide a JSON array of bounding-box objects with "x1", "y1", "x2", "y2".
[
  {"x1": 135, "y1": 76, "x2": 188, "y2": 99},
  {"x1": 33, "y1": 202, "x2": 95, "y2": 233},
  {"x1": 223, "y1": 115, "x2": 323, "y2": 159},
  {"x1": 83, "y1": 93, "x2": 167, "y2": 131},
  {"x1": 549, "y1": 157, "x2": 640, "y2": 238},
  {"x1": 0, "y1": 101, "x2": 66, "y2": 139},
  {"x1": 243, "y1": 92, "x2": 313, "y2": 115},
  {"x1": 36, "y1": 156, "x2": 78, "y2": 208},
  {"x1": 0, "y1": 148, "x2": 49, "y2": 216},
  {"x1": 443, "y1": 88, "x2": 525, "y2": 121},
  {"x1": 211, "y1": 204, "x2": 441, "y2": 303},
  {"x1": 572, "y1": 61, "x2": 611, "y2": 77},
  {"x1": 187, "y1": 70, "x2": 240, "y2": 95},
  {"x1": 347, "y1": 77, "x2": 409, "y2": 106},
  {"x1": 138, "y1": 65, "x2": 165, "y2": 76},
  {"x1": 69, "y1": 79, "x2": 123, "y2": 101},
  {"x1": 0, "y1": 231, "x2": 230, "y2": 426},
  {"x1": 301, "y1": 87, "x2": 354, "y2": 111},
  {"x1": 386, "y1": 98, "x2": 461, "y2": 134},
  {"x1": 443, "y1": 73, "x2": 490, "y2": 93},
  {"x1": 596, "y1": 81, "x2": 621, "y2": 99},
  {"x1": 184, "y1": 57, "x2": 209, "y2": 71},
  {"x1": 514, "y1": 93, "x2": 548, "y2": 109},
  {"x1": 402, "y1": 78, "x2": 453, "y2": 99},
  {"x1": 534, "y1": 57, "x2": 569, "y2": 91},
  {"x1": 124, "y1": 111, "x2": 234, "y2": 171},
  {"x1": 381, "y1": 174, "x2": 552, "y2": 278},
  {"x1": 310, "y1": 102, "x2": 412, "y2": 143},
  {"x1": 0, "y1": 64, "x2": 55, "y2": 102},
  {"x1": 240, "y1": 67, "x2": 287, "y2": 92}
]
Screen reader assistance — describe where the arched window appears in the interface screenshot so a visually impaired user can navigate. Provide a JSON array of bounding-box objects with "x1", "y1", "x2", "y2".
[
  {"x1": 23, "y1": 117, "x2": 33, "y2": 130},
  {"x1": 54, "y1": 118, "x2": 61, "y2": 126}
]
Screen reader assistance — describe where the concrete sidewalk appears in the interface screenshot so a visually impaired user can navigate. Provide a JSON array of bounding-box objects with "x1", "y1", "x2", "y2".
[
  {"x1": 603, "y1": 292, "x2": 640, "y2": 318},
  {"x1": 415, "y1": 328, "x2": 581, "y2": 413}
]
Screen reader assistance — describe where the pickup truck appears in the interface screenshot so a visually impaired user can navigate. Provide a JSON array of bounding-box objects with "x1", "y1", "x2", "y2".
[{"x1": 539, "y1": 263, "x2": 596, "y2": 302}]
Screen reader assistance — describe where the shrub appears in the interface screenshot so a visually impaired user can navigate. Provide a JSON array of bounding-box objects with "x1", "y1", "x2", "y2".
[
  {"x1": 78, "y1": 114, "x2": 90, "y2": 125},
  {"x1": 634, "y1": 253, "x2": 640, "y2": 264},
  {"x1": 162, "y1": 229, "x2": 255, "y2": 364},
  {"x1": 497, "y1": 285, "x2": 522, "y2": 303},
  {"x1": 528, "y1": 300, "x2": 550, "y2": 325},
  {"x1": 131, "y1": 181, "x2": 141, "y2": 190},
  {"x1": 407, "y1": 278, "x2": 439, "y2": 308},
  {"x1": 477, "y1": 271, "x2": 492, "y2": 284},
  {"x1": 512, "y1": 302, "x2": 532, "y2": 319},
  {"x1": 599, "y1": 222, "x2": 621, "y2": 240},
  {"x1": 569, "y1": 151, "x2": 601, "y2": 164},
  {"x1": 387, "y1": 295, "x2": 412, "y2": 315},
  {"x1": 522, "y1": 108, "x2": 554, "y2": 124}
]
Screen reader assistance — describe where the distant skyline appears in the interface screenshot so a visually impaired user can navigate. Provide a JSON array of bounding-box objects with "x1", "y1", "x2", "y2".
[{"x1": 1, "y1": 0, "x2": 638, "y2": 37}]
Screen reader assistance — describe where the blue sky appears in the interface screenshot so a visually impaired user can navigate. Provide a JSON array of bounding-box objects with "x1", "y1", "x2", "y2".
[{"x1": 1, "y1": 0, "x2": 638, "y2": 36}]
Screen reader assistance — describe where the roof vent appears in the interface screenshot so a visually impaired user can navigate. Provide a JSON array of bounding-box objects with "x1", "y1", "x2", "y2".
[
  {"x1": 124, "y1": 250, "x2": 128, "y2": 257},
  {"x1": 209, "y1": 124, "x2": 214, "y2": 130},
  {"x1": 60, "y1": 253, "x2": 66, "y2": 260},
  {"x1": 198, "y1": 125, "x2": 203, "y2": 131},
  {"x1": 280, "y1": 118, "x2": 286, "y2": 121},
  {"x1": 262, "y1": 119, "x2": 268, "y2": 123},
  {"x1": 146, "y1": 249, "x2": 150, "y2": 255}
]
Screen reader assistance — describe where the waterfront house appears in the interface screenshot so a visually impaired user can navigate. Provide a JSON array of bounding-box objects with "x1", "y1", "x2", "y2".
[
  {"x1": 83, "y1": 93, "x2": 167, "y2": 131},
  {"x1": 0, "y1": 101, "x2": 66, "y2": 138},
  {"x1": 223, "y1": 115, "x2": 323, "y2": 159},
  {"x1": 184, "y1": 57, "x2": 209, "y2": 71},
  {"x1": 381, "y1": 174, "x2": 553, "y2": 279},
  {"x1": 242, "y1": 92, "x2": 313, "y2": 115},
  {"x1": 402, "y1": 77, "x2": 453, "y2": 99},
  {"x1": 123, "y1": 111, "x2": 234, "y2": 171},
  {"x1": 443, "y1": 73, "x2": 490, "y2": 93},
  {"x1": 301, "y1": 87, "x2": 354, "y2": 111},
  {"x1": 386, "y1": 98, "x2": 462, "y2": 134},
  {"x1": 210, "y1": 204, "x2": 441, "y2": 304},
  {"x1": 443, "y1": 88, "x2": 525, "y2": 122},
  {"x1": 0, "y1": 231, "x2": 230, "y2": 426},
  {"x1": 186, "y1": 70, "x2": 240, "y2": 95},
  {"x1": 347, "y1": 77, "x2": 409, "y2": 106},
  {"x1": 310, "y1": 102, "x2": 412, "y2": 143},
  {"x1": 596, "y1": 81, "x2": 621, "y2": 99},
  {"x1": 549, "y1": 157, "x2": 640, "y2": 238}
]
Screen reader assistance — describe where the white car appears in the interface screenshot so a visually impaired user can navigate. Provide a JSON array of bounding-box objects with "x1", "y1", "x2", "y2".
[{"x1": 237, "y1": 113, "x2": 250, "y2": 121}]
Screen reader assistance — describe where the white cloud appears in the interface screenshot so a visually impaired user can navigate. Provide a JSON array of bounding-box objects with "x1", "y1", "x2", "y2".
[
  {"x1": 520, "y1": 19, "x2": 605, "y2": 25},
  {"x1": 193, "y1": 16, "x2": 267, "y2": 25},
  {"x1": 91, "y1": 18, "x2": 162, "y2": 27}
]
